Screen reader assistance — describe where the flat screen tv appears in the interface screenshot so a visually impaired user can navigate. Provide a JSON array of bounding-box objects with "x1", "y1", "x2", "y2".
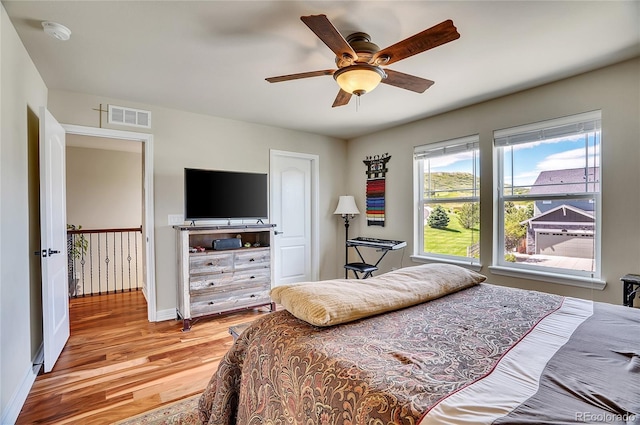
[{"x1": 184, "y1": 168, "x2": 268, "y2": 222}]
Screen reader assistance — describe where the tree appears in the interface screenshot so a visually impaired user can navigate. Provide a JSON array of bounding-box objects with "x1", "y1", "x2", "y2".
[
  {"x1": 428, "y1": 205, "x2": 450, "y2": 229},
  {"x1": 504, "y1": 202, "x2": 533, "y2": 252},
  {"x1": 457, "y1": 203, "x2": 479, "y2": 230}
]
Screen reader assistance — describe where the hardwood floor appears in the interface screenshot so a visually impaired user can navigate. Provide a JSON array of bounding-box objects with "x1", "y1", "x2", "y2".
[{"x1": 16, "y1": 291, "x2": 271, "y2": 424}]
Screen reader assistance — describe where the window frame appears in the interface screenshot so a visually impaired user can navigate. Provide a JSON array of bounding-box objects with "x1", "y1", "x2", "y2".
[
  {"x1": 413, "y1": 135, "x2": 481, "y2": 268},
  {"x1": 491, "y1": 110, "x2": 604, "y2": 289}
]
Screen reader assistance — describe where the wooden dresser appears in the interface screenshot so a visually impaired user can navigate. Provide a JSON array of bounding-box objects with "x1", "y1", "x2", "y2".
[{"x1": 174, "y1": 224, "x2": 275, "y2": 331}]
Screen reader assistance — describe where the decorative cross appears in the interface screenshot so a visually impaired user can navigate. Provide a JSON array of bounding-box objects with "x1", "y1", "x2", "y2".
[{"x1": 91, "y1": 103, "x2": 108, "y2": 128}]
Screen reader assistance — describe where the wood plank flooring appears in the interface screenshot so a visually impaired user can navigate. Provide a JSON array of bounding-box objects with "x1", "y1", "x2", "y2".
[{"x1": 16, "y1": 291, "x2": 271, "y2": 424}]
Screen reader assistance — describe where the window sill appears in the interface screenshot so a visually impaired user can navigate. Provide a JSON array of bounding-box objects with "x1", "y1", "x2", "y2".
[
  {"x1": 488, "y1": 265, "x2": 606, "y2": 290},
  {"x1": 410, "y1": 255, "x2": 482, "y2": 272}
]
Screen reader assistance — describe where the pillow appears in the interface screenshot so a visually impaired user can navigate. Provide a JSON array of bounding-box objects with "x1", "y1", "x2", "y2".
[{"x1": 270, "y1": 263, "x2": 486, "y2": 327}]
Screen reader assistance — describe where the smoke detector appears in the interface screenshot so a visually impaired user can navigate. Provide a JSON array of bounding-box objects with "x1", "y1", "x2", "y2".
[{"x1": 42, "y1": 21, "x2": 71, "y2": 41}]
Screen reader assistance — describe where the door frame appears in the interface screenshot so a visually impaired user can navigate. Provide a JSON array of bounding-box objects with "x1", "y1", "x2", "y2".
[
  {"x1": 62, "y1": 124, "x2": 157, "y2": 322},
  {"x1": 269, "y1": 149, "x2": 320, "y2": 283}
]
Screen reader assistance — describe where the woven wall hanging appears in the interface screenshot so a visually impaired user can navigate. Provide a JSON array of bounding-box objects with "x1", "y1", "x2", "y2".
[{"x1": 363, "y1": 153, "x2": 391, "y2": 227}]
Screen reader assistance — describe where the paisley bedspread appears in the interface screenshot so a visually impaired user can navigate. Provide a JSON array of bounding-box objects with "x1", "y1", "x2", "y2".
[{"x1": 198, "y1": 283, "x2": 564, "y2": 424}]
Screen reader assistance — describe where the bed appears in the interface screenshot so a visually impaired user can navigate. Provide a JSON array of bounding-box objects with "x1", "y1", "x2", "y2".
[{"x1": 197, "y1": 263, "x2": 640, "y2": 425}]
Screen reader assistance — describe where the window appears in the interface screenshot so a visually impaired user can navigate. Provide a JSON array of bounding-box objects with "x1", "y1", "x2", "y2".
[
  {"x1": 414, "y1": 135, "x2": 480, "y2": 265},
  {"x1": 494, "y1": 111, "x2": 601, "y2": 282}
]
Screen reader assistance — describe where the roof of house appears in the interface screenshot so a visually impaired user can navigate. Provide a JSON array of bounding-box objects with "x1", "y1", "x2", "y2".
[
  {"x1": 521, "y1": 204, "x2": 594, "y2": 226},
  {"x1": 528, "y1": 167, "x2": 599, "y2": 195}
]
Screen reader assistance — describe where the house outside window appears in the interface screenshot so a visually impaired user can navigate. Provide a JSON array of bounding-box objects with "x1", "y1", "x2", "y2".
[
  {"x1": 493, "y1": 110, "x2": 601, "y2": 284},
  {"x1": 414, "y1": 135, "x2": 480, "y2": 266}
]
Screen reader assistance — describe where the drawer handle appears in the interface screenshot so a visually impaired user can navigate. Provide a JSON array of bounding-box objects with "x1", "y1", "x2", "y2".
[
  {"x1": 207, "y1": 262, "x2": 215, "y2": 266},
  {"x1": 210, "y1": 282, "x2": 216, "y2": 286},
  {"x1": 208, "y1": 301, "x2": 215, "y2": 305},
  {"x1": 249, "y1": 258, "x2": 255, "y2": 262},
  {"x1": 250, "y1": 276, "x2": 255, "y2": 279},
  {"x1": 250, "y1": 294, "x2": 256, "y2": 298}
]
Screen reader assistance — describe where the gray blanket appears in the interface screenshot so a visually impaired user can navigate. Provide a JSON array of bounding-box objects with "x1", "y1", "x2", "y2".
[{"x1": 421, "y1": 299, "x2": 640, "y2": 424}]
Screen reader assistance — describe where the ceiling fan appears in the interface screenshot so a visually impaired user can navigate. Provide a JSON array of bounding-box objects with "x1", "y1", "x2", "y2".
[{"x1": 266, "y1": 14, "x2": 460, "y2": 107}]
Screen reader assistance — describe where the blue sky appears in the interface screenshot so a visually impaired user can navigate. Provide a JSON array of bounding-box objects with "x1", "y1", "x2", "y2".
[{"x1": 429, "y1": 134, "x2": 600, "y2": 187}]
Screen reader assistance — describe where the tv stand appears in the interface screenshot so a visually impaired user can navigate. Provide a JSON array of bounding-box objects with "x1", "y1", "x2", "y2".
[{"x1": 173, "y1": 224, "x2": 276, "y2": 331}]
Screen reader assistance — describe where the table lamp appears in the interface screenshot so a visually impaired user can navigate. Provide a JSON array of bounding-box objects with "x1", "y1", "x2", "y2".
[{"x1": 334, "y1": 195, "x2": 360, "y2": 278}]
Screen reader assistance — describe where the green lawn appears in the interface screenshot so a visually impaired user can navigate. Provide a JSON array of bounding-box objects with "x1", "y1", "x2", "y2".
[{"x1": 425, "y1": 212, "x2": 479, "y2": 257}]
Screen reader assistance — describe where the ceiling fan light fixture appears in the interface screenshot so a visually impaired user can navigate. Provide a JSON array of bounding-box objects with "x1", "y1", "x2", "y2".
[{"x1": 334, "y1": 64, "x2": 386, "y2": 96}]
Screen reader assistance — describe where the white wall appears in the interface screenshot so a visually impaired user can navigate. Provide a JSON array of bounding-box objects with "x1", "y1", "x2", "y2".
[
  {"x1": 0, "y1": 4, "x2": 48, "y2": 422},
  {"x1": 66, "y1": 143, "x2": 142, "y2": 229},
  {"x1": 347, "y1": 58, "x2": 640, "y2": 305},
  {"x1": 48, "y1": 90, "x2": 348, "y2": 313}
]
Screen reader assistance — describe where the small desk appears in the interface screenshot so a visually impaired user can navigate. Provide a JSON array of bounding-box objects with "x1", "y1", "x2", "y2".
[
  {"x1": 620, "y1": 274, "x2": 640, "y2": 307},
  {"x1": 345, "y1": 237, "x2": 406, "y2": 279}
]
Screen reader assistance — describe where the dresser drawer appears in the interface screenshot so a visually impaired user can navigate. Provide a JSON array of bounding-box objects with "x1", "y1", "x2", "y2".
[
  {"x1": 189, "y1": 268, "x2": 270, "y2": 292},
  {"x1": 189, "y1": 272, "x2": 234, "y2": 292},
  {"x1": 234, "y1": 249, "x2": 270, "y2": 270},
  {"x1": 232, "y1": 268, "x2": 270, "y2": 285},
  {"x1": 189, "y1": 252, "x2": 233, "y2": 275},
  {"x1": 190, "y1": 287, "x2": 271, "y2": 317}
]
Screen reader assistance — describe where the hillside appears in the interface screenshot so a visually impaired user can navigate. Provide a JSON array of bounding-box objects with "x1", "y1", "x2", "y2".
[
  {"x1": 425, "y1": 172, "x2": 527, "y2": 195},
  {"x1": 425, "y1": 172, "x2": 478, "y2": 190}
]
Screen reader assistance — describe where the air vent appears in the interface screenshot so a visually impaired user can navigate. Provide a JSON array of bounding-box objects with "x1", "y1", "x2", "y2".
[{"x1": 108, "y1": 105, "x2": 151, "y2": 129}]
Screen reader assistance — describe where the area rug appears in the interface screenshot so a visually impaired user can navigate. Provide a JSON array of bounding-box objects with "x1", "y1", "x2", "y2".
[{"x1": 113, "y1": 394, "x2": 201, "y2": 425}]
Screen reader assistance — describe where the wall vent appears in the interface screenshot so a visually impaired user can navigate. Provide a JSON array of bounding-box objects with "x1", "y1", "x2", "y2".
[{"x1": 108, "y1": 104, "x2": 151, "y2": 129}]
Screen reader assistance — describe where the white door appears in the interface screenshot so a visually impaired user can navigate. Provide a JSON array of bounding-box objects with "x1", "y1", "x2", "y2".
[
  {"x1": 40, "y1": 107, "x2": 70, "y2": 372},
  {"x1": 270, "y1": 151, "x2": 318, "y2": 285}
]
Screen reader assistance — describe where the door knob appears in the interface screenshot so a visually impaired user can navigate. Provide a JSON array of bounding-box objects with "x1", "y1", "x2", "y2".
[
  {"x1": 274, "y1": 231, "x2": 284, "y2": 235},
  {"x1": 48, "y1": 249, "x2": 60, "y2": 256}
]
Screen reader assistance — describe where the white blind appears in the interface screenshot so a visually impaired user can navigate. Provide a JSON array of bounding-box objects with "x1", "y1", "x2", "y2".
[
  {"x1": 414, "y1": 135, "x2": 479, "y2": 160},
  {"x1": 494, "y1": 110, "x2": 601, "y2": 147}
]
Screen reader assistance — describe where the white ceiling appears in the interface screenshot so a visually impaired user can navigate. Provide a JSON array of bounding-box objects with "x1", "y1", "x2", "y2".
[{"x1": 3, "y1": 1, "x2": 639, "y2": 140}]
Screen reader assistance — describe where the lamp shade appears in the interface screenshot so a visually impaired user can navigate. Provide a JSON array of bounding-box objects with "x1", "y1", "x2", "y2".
[
  {"x1": 334, "y1": 195, "x2": 360, "y2": 216},
  {"x1": 333, "y1": 64, "x2": 386, "y2": 96}
]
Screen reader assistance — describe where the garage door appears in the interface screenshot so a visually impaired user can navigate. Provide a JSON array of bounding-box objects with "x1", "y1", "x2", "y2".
[{"x1": 537, "y1": 232, "x2": 594, "y2": 258}]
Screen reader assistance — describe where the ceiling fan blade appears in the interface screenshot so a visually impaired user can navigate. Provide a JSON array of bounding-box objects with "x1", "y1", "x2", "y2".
[
  {"x1": 372, "y1": 20, "x2": 460, "y2": 66},
  {"x1": 301, "y1": 15, "x2": 358, "y2": 62},
  {"x1": 382, "y1": 69, "x2": 434, "y2": 93},
  {"x1": 332, "y1": 89, "x2": 352, "y2": 107},
  {"x1": 266, "y1": 69, "x2": 335, "y2": 83}
]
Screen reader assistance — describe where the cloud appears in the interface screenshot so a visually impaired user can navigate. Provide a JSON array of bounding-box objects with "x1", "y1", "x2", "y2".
[
  {"x1": 429, "y1": 151, "x2": 475, "y2": 169},
  {"x1": 504, "y1": 136, "x2": 599, "y2": 187},
  {"x1": 508, "y1": 134, "x2": 587, "y2": 152},
  {"x1": 536, "y1": 145, "x2": 600, "y2": 171},
  {"x1": 510, "y1": 170, "x2": 542, "y2": 187}
]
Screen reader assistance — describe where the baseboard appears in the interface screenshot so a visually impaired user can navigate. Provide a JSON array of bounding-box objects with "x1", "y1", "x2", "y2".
[
  {"x1": 155, "y1": 308, "x2": 177, "y2": 322},
  {"x1": 1, "y1": 344, "x2": 43, "y2": 424}
]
